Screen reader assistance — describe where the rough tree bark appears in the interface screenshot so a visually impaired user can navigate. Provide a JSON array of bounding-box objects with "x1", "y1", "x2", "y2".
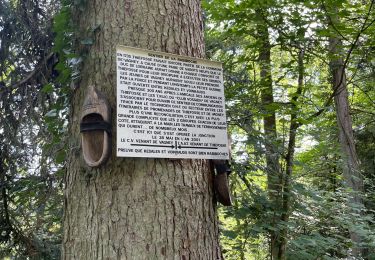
[
  {"x1": 62, "y1": 1, "x2": 221, "y2": 259},
  {"x1": 329, "y1": 36, "x2": 365, "y2": 258}
]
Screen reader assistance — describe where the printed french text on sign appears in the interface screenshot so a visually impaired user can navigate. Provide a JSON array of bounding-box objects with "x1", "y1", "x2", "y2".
[{"x1": 116, "y1": 46, "x2": 229, "y2": 159}]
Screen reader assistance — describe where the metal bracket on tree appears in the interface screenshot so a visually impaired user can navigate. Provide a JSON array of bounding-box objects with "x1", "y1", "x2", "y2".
[{"x1": 212, "y1": 159, "x2": 233, "y2": 206}]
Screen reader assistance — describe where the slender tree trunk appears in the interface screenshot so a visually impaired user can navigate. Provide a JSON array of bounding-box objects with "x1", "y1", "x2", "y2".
[
  {"x1": 325, "y1": 2, "x2": 366, "y2": 255},
  {"x1": 279, "y1": 48, "x2": 304, "y2": 259},
  {"x1": 329, "y1": 36, "x2": 365, "y2": 258},
  {"x1": 0, "y1": 151, "x2": 11, "y2": 242},
  {"x1": 62, "y1": 1, "x2": 221, "y2": 259},
  {"x1": 256, "y1": 14, "x2": 283, "y2": 260}
]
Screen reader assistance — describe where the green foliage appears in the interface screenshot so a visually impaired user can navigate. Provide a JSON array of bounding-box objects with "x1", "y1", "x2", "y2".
[
  {"x1": 0, "y1": 0, "x2": 76, "y2": 258},
  {"x1": 205, "y1": 0, "x2": 375, "y2": 258},
  {"x1": 0, "y1": 0, "x2": 374, "y2": 258}
]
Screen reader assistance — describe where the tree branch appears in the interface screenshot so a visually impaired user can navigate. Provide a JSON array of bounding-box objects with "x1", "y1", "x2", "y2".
[
  {"x1": 309, "y1": 0, "x2": 375, "y2": 120},
  {"x1": 10, "y1": 52, "x2": 55, "y2": 89}
]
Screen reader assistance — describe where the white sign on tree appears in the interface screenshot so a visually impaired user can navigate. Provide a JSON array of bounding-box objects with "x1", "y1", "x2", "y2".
[{"x1": 116, "y1": 46, "x2": 229, "y2": 159}]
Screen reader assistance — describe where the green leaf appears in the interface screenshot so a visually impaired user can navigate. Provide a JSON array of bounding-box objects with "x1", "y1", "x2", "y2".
[
  {"x1": 222, "y1": 230, "x2": 238, "y2": 239},
  {"x1": 41, "y1": 83, "x2": 54, "y2": 93},
  {"x1": 55, "y1": 150, "x2": 66, "y2": 164}
]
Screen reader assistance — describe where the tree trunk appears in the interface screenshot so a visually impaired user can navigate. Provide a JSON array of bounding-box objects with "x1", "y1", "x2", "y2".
[
  {"x1": 329, "y1": 36, "x2": 365, "y2": 258},
  {"x1": 279, "y1": 48, "x2": 304, "y2": 259},
  {"x1": 62, "y1": 1, "x2": 221, "y2": 259},
  {"x1": 256, "y1": 13, "x2": 283, "y2": 260}
]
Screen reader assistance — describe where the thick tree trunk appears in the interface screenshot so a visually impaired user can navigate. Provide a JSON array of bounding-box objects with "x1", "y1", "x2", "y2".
[
  {"x1": 62, "y1": 1, "x2": 221, "y2": 259},
  {"x1": 329, "y1": 36, "x2": 365, "y2": 258},
  {"x1": 256, "y1": 14, "x2": 283, "y2": 260}
]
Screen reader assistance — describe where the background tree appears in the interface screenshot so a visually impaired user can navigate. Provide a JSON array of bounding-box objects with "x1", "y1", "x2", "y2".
[
  {"x1": 0, "y1": 0, "x2": 63, "y2": 258},
  {"x1": 327, "y1": 4, "x2": 365, "y2": 256},
  {"x1": 204, "y1": 0, "x2": 375, "y2": 258}
]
